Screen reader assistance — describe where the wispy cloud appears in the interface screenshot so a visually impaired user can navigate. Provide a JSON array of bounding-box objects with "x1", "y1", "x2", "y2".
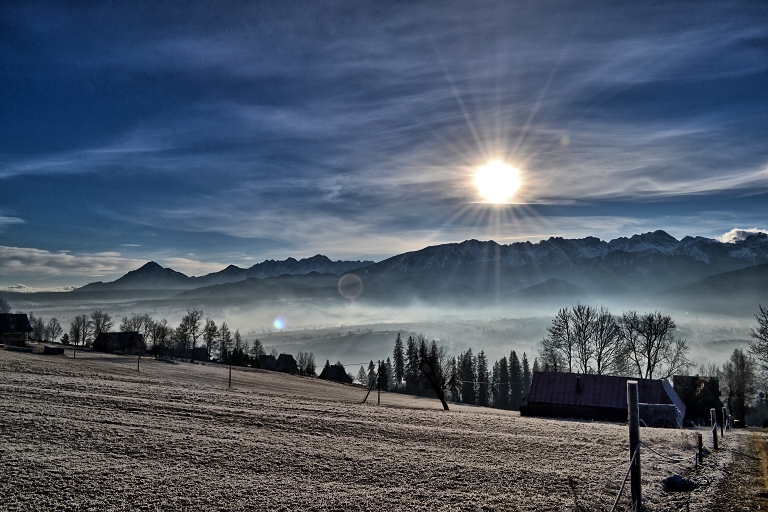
[
  {"x1": 0, "y1": 246, "x2": 143, "y2": 277},
  {"x1": 1, "y1": 1, "x2": 767, "y2": 284},
  {"x1": 162, "y1": 257, "x2": 226, "y2": 277}
]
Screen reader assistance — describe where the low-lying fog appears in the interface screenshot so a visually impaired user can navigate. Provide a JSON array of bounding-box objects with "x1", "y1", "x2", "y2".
[{"x1": 10, "y1": 294, "x2": 760, "y2": 372}]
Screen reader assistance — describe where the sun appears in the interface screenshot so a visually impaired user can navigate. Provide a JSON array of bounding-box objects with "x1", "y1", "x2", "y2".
[{"x1": 473, "y1": 160, "x2": 522, "y2": 203}]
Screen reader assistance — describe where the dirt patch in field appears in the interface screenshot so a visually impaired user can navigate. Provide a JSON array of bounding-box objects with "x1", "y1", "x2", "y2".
[
  {"x1": 0, "y1": 349, "x2": 745, "y2": 511},
  {"x1": 708, "y1": 431, "x2": 768, "y2": 511}
]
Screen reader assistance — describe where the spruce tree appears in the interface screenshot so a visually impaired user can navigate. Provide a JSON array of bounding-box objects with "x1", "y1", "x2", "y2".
[
  {"x1": 405, "y1": 335, "x2": 420, "y2": 393},
  {"x1": 448, "y1": 356, "x2": 460, "y2": 402},
  {"x1": 509, "y1": 350, "x2": 523, "y2": 410},
  {"x1": 491, "y1": 360, "x2": 500, "y2": 407},
  {"x1": 378, "y1": 360, "x2": 388, "y2": 391},
  {"x1": 522, "y1": 352, "x2": 532, "y2": 395},
  {"x1": 459, "y1": 349, "x2": 476, "y2": 404},
  {"x1": 532, "y1": 357, "x2": 540, "y2": 373},
  {"x1": 498, "y1": 357, "x2": 509, "y2": 409},
  {"x1": 324, "y1": 359, "x2": 331, "y2": 370},
  {"x1": 386, "y1": 357, "x2": 395, "y2": 390},
  {"x1": 368, "y1": 360, "x2": 376, "y2": 388},
  {"x1": 393, "y1": 333, "x2": 405, "y2": 390},
  {"x1": 357, "y1": 366, "x2": 367, "y2": 386},
  {"x1": 476, "y1": 351, "x2": 489, "y2": 406}
]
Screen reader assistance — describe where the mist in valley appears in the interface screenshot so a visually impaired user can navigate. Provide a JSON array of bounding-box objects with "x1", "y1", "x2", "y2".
[{"x1": 10, "y1": 290, "x2": 759, "y2": 373}]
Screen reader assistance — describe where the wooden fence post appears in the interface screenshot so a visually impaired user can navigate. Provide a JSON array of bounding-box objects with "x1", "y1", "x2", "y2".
[
  {"x1": 710, "y1": 408, "x2": 718, "y2": 450},
  {"x1": 627, "y1": 380, "x2": 641, "y2": 510},
  {"x1": 698, "y1": 433, "x2": 703, "y2": 464},
  {"x1": 721, "y1": 407, "x2": 727, "y2": 436}
]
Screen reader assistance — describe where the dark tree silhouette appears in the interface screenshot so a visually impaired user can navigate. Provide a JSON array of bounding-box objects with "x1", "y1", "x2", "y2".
[
  {"x1": 749, "y1": 304, "x2": 768, "y2": 372},
  {"x1": 393, "y1": 333, "x2": 405, "y2": 390},
  {"x1": 417, "y1": 336, "x2": 451, "y2": 411},
  {"x1": 509, "y1": 351, "x2": 523, "y2": 410},
  {"x1": 459, "y1": 348, "x2": 476, "y2": 404},
  {"x1": 476, "y1": 351, "x2": 489, "y2": 406}
]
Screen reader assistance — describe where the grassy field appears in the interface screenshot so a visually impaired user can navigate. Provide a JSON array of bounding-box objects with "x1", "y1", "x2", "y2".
[{"x1": 0, "y1": 347, "x2": 750, "y2": 511}]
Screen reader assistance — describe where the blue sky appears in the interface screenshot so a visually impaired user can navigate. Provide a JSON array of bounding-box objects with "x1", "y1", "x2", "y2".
[{"x1": 1, "y1": 0, "x2": 767, "y2": 290}]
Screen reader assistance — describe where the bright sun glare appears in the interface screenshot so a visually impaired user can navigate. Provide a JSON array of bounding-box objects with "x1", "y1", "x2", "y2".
[{"x1": 473, "y1": 160, "x2": 522, "y2": 203}]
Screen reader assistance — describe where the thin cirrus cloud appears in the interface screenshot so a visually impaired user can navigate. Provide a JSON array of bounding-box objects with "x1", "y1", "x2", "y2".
[{"x1": 0, "y1": 1, "x2": 767, "y2": 286}]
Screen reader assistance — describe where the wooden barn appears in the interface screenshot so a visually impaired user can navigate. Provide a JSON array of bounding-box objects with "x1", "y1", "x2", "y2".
[
  {"x1": 258, "y1": 353, "x2": 298, "y2": 374},
  {"x1": 319, "y1": 364, "x2": 353, "y2": 384},
  {"x1": 93, "y1": 331, "x2": 147, "y2": 355},
  {"x1": 520, "y1": 372, "x2": 685, "y2": 428},
  {"x1": 0, "y1": 313, "x2": 33, "y2": 347}
]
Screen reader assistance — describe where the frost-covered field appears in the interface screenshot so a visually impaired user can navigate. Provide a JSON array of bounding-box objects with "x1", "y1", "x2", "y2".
[{"x1": 0, "y1": 349, "x2": 742, "y2": 511}]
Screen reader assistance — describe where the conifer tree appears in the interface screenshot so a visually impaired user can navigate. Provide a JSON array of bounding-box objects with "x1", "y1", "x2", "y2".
[
  {"x1": 405, "y1": 335, "x2": 420, "y2": 393},
  {"x1": 324, "y1": 359, "x2": 331, "y2": 370},
  {"x1": 385, "y1": 357, "x2": 395, "y2": 390},
  {"x1": 476, "y1": 350, "x2": 489, "y2": 406},
  {"x1": 368, "y1": 360, "x2": 376, "y2": 388},
  {"x1": 532, "y1": 357, "x2": 540, "y2": 373},
  {"x1": 498, "y1": 356, "x2": 509, "y2": 409},
  {"x1": 522, "y1": 352, "x2": 532, "y2": 395},
  {"x1": 393, "y1": 333, "x2": 405, "y2": 390},
  {"x1": 378, "y1": 360, "x2": 389, "y2": 391},
  {"x1": 459, "y1": 348, "x2": 476, "y2": 404},
  {"x1": 357, "y1": 366, "x2": 367, "y2": 386},
  {"x1": 509, "y1": 350, "x2": 523, "y2": 410},
  {"x1": 491, "y1": 360, "x2": 500, "y2": 407},
  {"x1": 448, "y1": 356, "x2": 460, "y2": 401}
]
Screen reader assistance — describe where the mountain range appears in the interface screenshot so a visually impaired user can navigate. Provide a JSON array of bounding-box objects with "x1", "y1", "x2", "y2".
[
  {"x1": 78, "y1": 255, "x2": 374, "y2": 291},
  {"x1": 67, "y1": 230, "x2": 768, "y2": 314}
]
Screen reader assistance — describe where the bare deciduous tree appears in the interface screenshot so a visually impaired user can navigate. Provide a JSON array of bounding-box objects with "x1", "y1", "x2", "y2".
[
  {"x1": 203, "y1": 318, "x2": 218, "y2": 359},
  {"x1": 89, "y1": 310, "x2": 113, "y2": 338},
  {"x1": 44, "y1": 318, "x2": 63, "y2": 342},
  {"x1": 571, "y1": 304, "x2": 597, "y2": 374},
  {"x1": 0, "y1": 297, "x2": 11, "y2": 314},
  {"x1": 749, "y1": 304, "x2": 768, "y2": 372},
  {"x1": 69, "y1": 315, "x2": 90, "y2": 348},
  {"x1": 592, "y1": 307, "x2": 626, "y2": 375},
  {"x1": 721, "y1": 348, "x2": 757, "y2": 425},
  {"x1": 620, "y1": 311, "x2": 693, "y2": 379},
  {"x1": 543, "y1": 308, "x2": 574, "y2": 373}
]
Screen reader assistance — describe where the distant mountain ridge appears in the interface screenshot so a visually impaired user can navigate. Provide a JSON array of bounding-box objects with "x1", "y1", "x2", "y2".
[
  {"x1": 74, "y1": 231, "x2": 768, "y2": 312},
  {"x1": 78, "y1": 255, "x2": 374, "y2": 291}
]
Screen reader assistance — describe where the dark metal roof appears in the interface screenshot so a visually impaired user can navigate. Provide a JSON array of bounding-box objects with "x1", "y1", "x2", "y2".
[
  {"x1": 0, "y1": 314, "x2": 33, "y2": 333},
  {"x1": 526, "y1": 371, "x2": 682, "y2": 411},
  {"x1": 318, "y1": 365, "x2": 353, "y2": 383}
]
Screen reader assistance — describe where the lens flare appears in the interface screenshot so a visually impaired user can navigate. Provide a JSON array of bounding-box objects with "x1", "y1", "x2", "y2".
[
  {"x1": 473, "y1": 160, "x2": 522, "y2": 203},
  {"x1": 273, "y1": 318, "x2": 284, "y2": 330},
  {"x1": 337, "y1": 273, "x2": 363, "y2": 299}
]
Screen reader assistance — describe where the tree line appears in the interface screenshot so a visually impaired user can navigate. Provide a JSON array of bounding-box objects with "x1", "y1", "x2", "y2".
[
  {"x1": 538, "y1": 305, "x2": 694, "y2": 379},
  {"x1": 368, "y1": 333, "x2": 535, "y2": 411}
]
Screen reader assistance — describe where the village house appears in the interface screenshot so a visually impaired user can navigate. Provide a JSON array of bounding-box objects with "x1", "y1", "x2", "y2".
[
  {"x1": 93, "y1": 332, "x2": 147, "y2": 355},
  {"x1": 258, "y1": 353, "x2": 298, "y2": 374},
  {"x1": 520, "y1": 371, "x2": 685, "y2": 428},
  {"x1": 318, "y1": 364, "x2": 353, "y2": 384},
  {"x1": 0, "y1": 313, "x2": 33, "y2": 347}
]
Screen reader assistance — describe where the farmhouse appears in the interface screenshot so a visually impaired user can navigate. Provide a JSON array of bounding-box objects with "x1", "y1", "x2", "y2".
[
  {"x1": 520, "y1": 372, "x2": 685, "y2": 428},
  {"x1": 319, "y1": 364, "x2": 353, "y2": 384},
  {"x1": 258, "y1": 353, "x2": 299, "y2": 374},
  {"x1": 0, "y1": 313, "x2": 33, "y2": 347},
  {"x1": 93, "y1": 331, "x2": 147, "y2": 355}
]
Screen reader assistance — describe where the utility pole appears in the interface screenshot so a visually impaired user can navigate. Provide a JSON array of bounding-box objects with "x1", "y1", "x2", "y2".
[{"x1": 627, "y1": 380, "x2": 641, "y2": 510}]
